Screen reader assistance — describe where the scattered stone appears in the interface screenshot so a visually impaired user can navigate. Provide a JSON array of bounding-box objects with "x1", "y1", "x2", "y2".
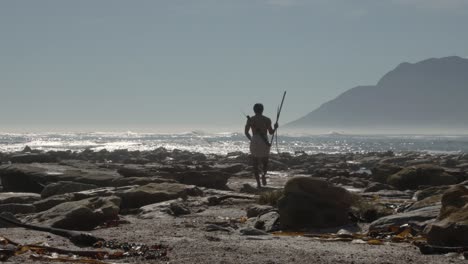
[
  {"x1": 254, "y1": 211, "x2": 280, "y2": 232},
  {"x1": 239, "y1": 227, "x2": 269, "y2": 236},
  {"x1": 205, "y1": 224, "x2": 233, "y2": 233}
]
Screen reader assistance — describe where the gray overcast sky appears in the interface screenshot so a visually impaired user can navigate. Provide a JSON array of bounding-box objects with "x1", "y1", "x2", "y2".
[{"x1": 1, "y1": 0, "x2": 467, "y2": 132}]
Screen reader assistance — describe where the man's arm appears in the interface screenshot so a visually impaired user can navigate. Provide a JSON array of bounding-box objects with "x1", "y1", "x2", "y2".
[
  {"x1": 244, "y1": 117, "x2": 252, "y2": 141},
  {"x1": 267, "y1": 119, "x2": 278, "y2": 135}
]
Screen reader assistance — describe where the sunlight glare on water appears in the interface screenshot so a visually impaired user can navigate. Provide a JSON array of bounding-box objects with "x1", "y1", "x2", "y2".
[{"x1": 1, "y1": 132, "x2": 468, "y2": 154}]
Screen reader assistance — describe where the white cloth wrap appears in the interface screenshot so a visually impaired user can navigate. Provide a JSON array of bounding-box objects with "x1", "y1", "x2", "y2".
[{"x1": 250, "y1": 134, "x2": 270, "y2": 158}]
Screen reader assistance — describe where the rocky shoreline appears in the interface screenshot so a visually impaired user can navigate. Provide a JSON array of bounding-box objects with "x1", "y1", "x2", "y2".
[{"x1": 1, "y1": 147, "x2": 468, "y2": 263}]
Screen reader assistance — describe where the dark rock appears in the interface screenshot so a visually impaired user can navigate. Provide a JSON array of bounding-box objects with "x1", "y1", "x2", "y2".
[
  {"x1": 0, "y1": 203, "x2": 36, "y2": 214},
  {"x1": 41, "y1": 181, "x2": 98, "y2": 199},
  {"x1": 278, "y1": 176, "x2": 353, "y2": 229},
  {"x1": 246, "y1": 205, "x2": 275, "y2": 218},
  {"x1": 371, "y1": 163, "x2": 402, "y2": 183},
  {"x1": 364, "y1": 182, "x2": 395, "y2": 192},
  {"x1": 10, "y1": 153, "x2": 57, "y2": 163},
  {"x1": 22, "y1": 146, "x2": 32, "y2": 153},
  {"x1": 387, "y1": 164, "x2": 458, "y2": 190},
  {"x1": 174, "y1": 171, "x2": 230, "y2": 189},
  {"x1": 0, "y1": 212, "x2": 20, "y2": 228},
  {"x1": 211, "y1": 163, "x2": 245, "y2": 174}
]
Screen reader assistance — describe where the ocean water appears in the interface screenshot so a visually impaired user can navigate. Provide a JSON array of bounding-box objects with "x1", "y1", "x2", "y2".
[{"x1": 1, "y1": 132, "x2": 468, "y2": 155}]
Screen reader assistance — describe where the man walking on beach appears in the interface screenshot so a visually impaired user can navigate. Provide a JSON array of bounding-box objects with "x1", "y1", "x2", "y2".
[{"x1": 245, "y1": 103, "x2": 278, "y2": 188}]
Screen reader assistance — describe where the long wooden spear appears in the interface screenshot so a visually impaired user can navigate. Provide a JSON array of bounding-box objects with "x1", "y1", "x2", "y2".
[{"x1": 270, "y1": 91, "x2": 287, "y2": 151}]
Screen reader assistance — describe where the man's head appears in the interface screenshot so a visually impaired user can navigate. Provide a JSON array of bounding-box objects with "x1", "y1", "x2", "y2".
[{"x1": 253, "y1": 103, "x2": 264, "y2": 114}]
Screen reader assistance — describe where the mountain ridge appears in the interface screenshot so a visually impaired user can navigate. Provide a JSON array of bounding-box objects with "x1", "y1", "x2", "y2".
[{"x1": 286, "y1": 56, "x2": 468, "y2": 133}]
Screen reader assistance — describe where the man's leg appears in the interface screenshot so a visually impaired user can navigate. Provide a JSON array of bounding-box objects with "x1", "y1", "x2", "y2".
[
  {"x1": 261, "y1": 157, "x2": 269, "y2": 186},
  {"x1": 252, "y1": 157, "x2": 261, "y2": 188}
]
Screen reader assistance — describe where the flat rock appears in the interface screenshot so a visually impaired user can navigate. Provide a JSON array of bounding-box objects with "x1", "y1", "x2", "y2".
[
  {"x1": 0, "y1": 203, "x2": 36, "y2": 214},
  {"x1": 115, "y1": 183, "x2": 203, "y2": 209},
  {"x1": 369, "y1": 205, "x2": 440, "y2": 231},
  {"x1": 138, "y1": 199, "x2": 192, "y2": 219},
  {"x1": 26, "y1": 196, "x2": 121, "y2": 231},
  {"x1": 0, "y1": 163, "x2": 123, "y2": 193},
  {"x1": 0, "y1": 192, "x2": 41, "y2": 205},
  {"x1": 110, "y1": 177, "x2": 176, "y2": 187},
  {"x1": 41, "y1": 181, "x2": 98, "y2": 198}
]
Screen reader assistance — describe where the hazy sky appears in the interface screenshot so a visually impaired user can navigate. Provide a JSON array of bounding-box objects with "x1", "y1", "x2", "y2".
[{"x1": 1, "y1": 0, "x2": 467, "y2": 132}]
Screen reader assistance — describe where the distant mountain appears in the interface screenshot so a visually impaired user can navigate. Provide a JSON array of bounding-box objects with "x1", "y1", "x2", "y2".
[{"x1": 286, "y1": 56, "x2": 468, "y2": 133}]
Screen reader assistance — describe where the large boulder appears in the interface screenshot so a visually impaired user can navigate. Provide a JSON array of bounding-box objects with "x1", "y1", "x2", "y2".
[
  {"x1": 0, "y1": 163, "x2": 122, "y2": 193},
  {"x1": 278, "y1": 176, "x2": 353, "y2": 229},
  {"x1": 387, "y1": 164, "x2": 458, "y2": 190},
  {"x1": 115, "y1": 183, "x2": 203, "y2": 209},
  {"x1": 41, "y1": 181, "x2": 98, "y2": 198},
  {"x1": 425, "y1": 185, "x2": 468, "y2": 246},
  {"x1": 26, "y1": 196, "x2": 121, "y2": 231}
]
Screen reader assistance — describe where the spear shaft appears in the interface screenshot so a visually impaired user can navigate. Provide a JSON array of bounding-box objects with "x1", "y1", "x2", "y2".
[{"x1": 270, "y1": 91, "x2": 287, "y2": 146}]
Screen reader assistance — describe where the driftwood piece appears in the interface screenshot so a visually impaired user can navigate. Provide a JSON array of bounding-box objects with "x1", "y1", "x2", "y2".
[{"x1": 0, "y1": 214, "x2": 104, "y2": 247}]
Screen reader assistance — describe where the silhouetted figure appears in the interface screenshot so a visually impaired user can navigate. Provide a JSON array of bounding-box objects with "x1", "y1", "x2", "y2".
[{"x1": 245, "y1": 103, "x2": 278, "y2": 188}]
